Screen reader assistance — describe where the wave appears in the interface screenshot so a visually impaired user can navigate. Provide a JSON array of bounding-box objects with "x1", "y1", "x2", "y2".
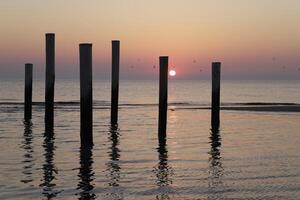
[
  {"x1": 0, "y1": 101, "x2": 299, "y2": 106},
  {"x1": 0, "y1": 101, "x2": 299, "y2": 110}
]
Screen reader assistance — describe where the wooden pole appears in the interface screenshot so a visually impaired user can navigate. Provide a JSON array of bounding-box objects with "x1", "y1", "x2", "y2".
[
  {"x1": 80, "y1": 43, "x2": 93, "y2": 146},
  {"x1": 24, "y1": 63, "x2": 33, "y2": 120},
  {"x1": 111, "y1": 40, "x2": 120, "y2": 125},
  {"x1": 211, "y1": 62, "x2": 221, "y2": 130},
  {"x1": 158, "y1": 56, "x2": 168, "y2": 140},
  {"x1": 45, "y1": 33, "x2": 55, "y2": 127}
]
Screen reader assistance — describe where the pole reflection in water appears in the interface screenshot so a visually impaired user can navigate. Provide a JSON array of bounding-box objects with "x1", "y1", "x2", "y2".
[
  {"x1": 208, "y1": 127, "x2": 224, "y2": 199},
  {"x1": 154, "y1": 138, "x2": 174, "y2": 200},
  {"x1": 77, "y1": 145, "x2": 95, "y2": 200},
  {"x1": 20, "y1": 120, "x2": 35, "y2": 185},
  {"x1": 40, "y1": 126, "x2": 59, "y2": 199},
  {"x1": 105, "y1": 124, "x2": 122, "y2": 199}
]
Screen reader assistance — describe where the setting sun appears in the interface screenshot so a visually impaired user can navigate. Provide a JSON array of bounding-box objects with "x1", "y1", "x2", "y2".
[{"x1": 169, "y1": 70, "x2": 176, "y2": 76}]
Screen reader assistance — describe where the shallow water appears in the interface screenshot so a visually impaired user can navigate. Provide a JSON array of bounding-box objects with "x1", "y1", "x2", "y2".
[{"x1": 0, "y1": 80, "x2": 300, "y2": 199}]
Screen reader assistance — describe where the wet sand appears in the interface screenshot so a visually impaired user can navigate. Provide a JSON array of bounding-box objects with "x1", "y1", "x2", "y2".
[
  {"x1": 176, "y1": 105, "x2": 300, "y2": 112},
  {"x1": 220, "y1": 105, "x2": 300, "y2": 112}
]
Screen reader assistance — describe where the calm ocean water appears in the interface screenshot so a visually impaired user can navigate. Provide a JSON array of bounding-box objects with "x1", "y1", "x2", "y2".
[{"x1": 0, "y1": 79, "x2": 300, "y2": 199}]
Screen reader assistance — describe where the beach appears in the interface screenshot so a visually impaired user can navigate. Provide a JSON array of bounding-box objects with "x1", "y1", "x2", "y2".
[{"x1": 0, "y1": 79, "x2": 299, "y2": 199}]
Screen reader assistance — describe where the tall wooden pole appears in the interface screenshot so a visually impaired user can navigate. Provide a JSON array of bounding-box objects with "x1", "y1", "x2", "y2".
[
  {"x1": 158, "y1": 56, "x2": 168, "y2": 141},
  {"x1": 211, "y1": 62, "x2": 221, "y2": 130},
  {"x1": 80, "y1": 43, "x2": 93, "y2": 146},
  {"x1": 24, "y1": 63, "x2": 33, "y2": 120},
  {"x1": 45, "y1": 33, "x2": 55, "y2": 127},
  {"x1": 111, "y1": 40, "x2": 120, "y2": 125}
]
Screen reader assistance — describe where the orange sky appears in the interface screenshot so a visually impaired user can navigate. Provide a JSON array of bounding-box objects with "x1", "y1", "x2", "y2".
[{"x1": 0, "y1": 0, "x2": 299, "y2": 79}]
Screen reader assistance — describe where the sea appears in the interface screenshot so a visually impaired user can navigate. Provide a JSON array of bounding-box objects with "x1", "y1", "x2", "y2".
[{"x1": 0, "y1": 79, "x2": 299, "y2": 199}]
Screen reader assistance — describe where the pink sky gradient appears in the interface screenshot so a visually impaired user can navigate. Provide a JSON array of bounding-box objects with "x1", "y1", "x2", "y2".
[{"x1": 0, "y1": 0, "x2": 299, "y2": 79}]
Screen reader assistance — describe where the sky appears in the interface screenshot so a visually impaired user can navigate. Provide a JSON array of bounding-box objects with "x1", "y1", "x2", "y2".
[{"x1": 0, "y1": 0, "x2": 299, "y2": 80}]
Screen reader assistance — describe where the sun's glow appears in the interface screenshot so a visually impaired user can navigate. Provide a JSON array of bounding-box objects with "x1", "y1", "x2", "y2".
[{"x1": 169, "y1": 70, "x2": 176, "y2": 76}]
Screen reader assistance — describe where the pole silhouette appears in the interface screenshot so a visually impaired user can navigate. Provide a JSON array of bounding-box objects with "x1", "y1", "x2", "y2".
[
  {"x1": 158, "y1": 56, "x2": 168, "y2": 141},
  {"x1": 111, "y1": 40, "x2": 120, "y2": 125},
  {"x1": 211, "y1": 62, "x2": 221, "y2": 130},
  {"x1": 24, "y1": 63, "x2": 33, "y2": 120},
  {"x1": 45, "y1": 33, "x2": 55, "y2": 128},
  {"x1": 80, "y1": 43, "x2": 93, "y2": 146}
]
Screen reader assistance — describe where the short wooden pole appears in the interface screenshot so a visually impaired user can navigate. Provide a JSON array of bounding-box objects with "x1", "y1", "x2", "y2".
[
  {"x1": 211, "y1": 62, "x2": 221, "y2": 130},
  {"x1": 111, "y1": 40, "x2": 120, "y2": 125},
  {"x1": 80, "y1": 43, "x2": 93, "y2": 146},
  {"x1": 158, "y1": 56, "x2": 168, "y2": 140},
  {"x1": 24, "y1": 63, "x2": 33, "y2": 120},
  {"x1": 45, "y1": 33, "x2": 55, "y2": 127}
]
